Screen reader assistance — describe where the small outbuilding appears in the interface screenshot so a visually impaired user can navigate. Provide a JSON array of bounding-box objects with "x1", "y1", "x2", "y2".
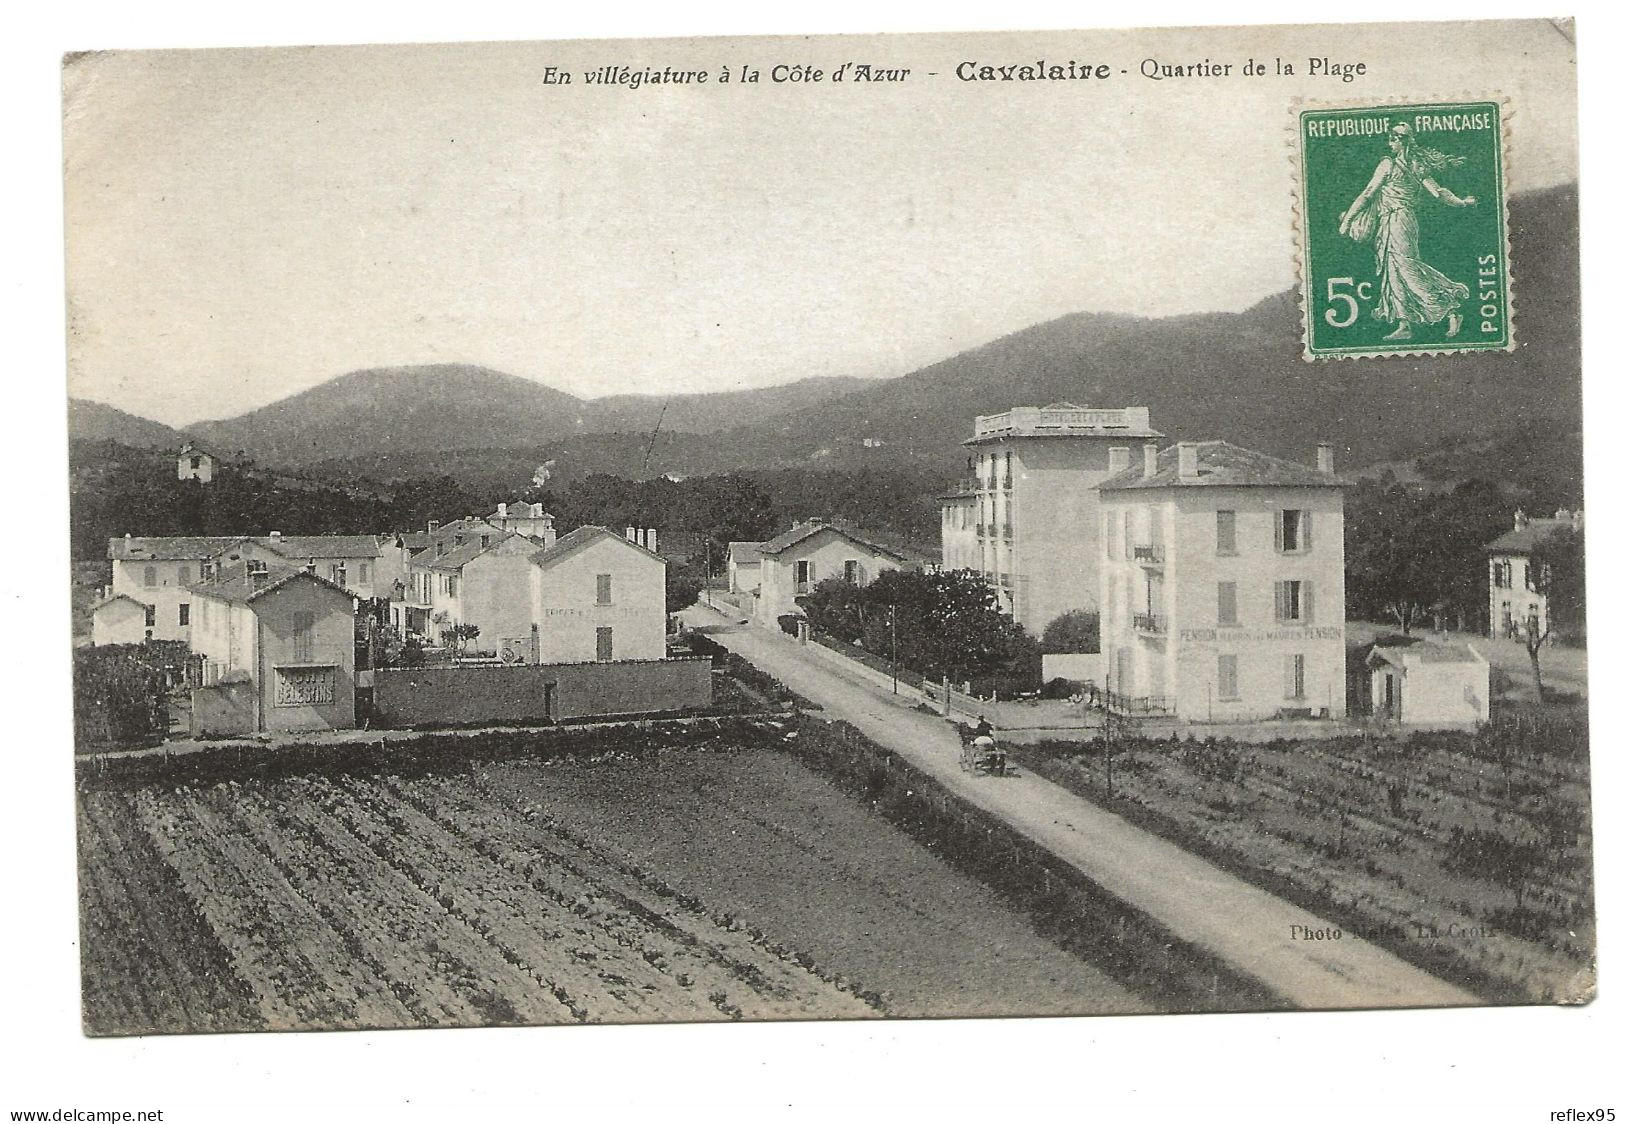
[
  {"x1": 90, "y1": 593, "x2": 153, "y2": 646},
  {"x1": 1363, "y1": 641, "x2": 1490, "y2": 726}
]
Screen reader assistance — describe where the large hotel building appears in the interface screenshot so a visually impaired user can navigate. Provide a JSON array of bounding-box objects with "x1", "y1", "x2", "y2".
[
  {"x1": 940, "y1": 404, "x2": 1162, "y2": 634},
  {"x1": 1098, "y1": 440, "x2": 1348, "y2": 720}
]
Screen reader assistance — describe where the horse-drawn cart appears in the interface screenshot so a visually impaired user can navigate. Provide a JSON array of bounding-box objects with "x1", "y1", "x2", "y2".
[{"x1": 959, "y1": 729, "x2": 1008, "y2": 776}]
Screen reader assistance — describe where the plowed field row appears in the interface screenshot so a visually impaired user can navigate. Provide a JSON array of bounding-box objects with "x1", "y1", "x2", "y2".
[{"x1": 79, "y1": 741, "x2": 1148, "y2": 1034}]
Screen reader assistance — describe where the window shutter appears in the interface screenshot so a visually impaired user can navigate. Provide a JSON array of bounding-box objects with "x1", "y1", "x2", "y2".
[
  {"x1": 1274, "y1": 581, "x2": 1286, "y2": 621},
  {"x1": 1303, "y1": 581, "x2": 1314, "y2": 623},
  {"x1": 1273, "y1": 511, "x2": 1284, "y2": 553},
  {"x1": 807, "y1": 561, "x2": 816, "y2": 584},
  {"x1": 1301, "y1": 511, "x2": 1313, "y2": 552},
  {"x1": 1283, "y1": 654, "x2": 1296, "y2": 698}
]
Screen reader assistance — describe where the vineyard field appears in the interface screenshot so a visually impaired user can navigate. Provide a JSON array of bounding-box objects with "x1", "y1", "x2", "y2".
[
  {"x1": 78, "y1": 729, "x2": 1147, "y2": 1035},
  {"x1": 1020, "y1": 718, "x2": 1594, "y2": 1005}
]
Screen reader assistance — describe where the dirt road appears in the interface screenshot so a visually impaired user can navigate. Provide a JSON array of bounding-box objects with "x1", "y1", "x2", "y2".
[{"x1": 687, "y1": 606, "x2": 1478, "y2": 1011}]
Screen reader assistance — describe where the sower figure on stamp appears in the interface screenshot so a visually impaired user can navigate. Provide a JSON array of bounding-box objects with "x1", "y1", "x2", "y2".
[{"x1": 1338, "y1": 122, "x2": 1477, "y2": 341}]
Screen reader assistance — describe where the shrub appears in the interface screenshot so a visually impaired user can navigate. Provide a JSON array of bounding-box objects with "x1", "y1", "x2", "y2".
[
  {"x1": 777, "y1": 614, "x2": 803, "y2": 637},
  {"x1": 73, "y1": 644, "x2": 170, "y2": 750},
  {"x1": 1041, "y1": 677, "x2": 1075, "y2": 700},
  {"x1": 1040, "y1": 609, "x2": 1100, "y2": 654}
]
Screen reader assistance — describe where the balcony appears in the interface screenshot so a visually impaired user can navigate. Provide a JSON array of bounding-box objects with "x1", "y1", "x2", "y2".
[
  {"x1": 975, "y1": 523, "x2": 988, "y2": 538},
  {"x1": 1132, "y1": 543, "x2": 1165, "y2": 566},
  {"x1": 1132, "y1": 612, "x2": 1167, "y2": 635},
  {"x1": 1103, "y1": 689, "x2": 1174, "y2": 717},
  {"x1": 1000, "y1": 522, "x2": 1013, "y2": 540}
]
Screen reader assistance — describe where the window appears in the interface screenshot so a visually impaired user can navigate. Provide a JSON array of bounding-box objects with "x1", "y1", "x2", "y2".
[
  {"x1": 1284, "y1": 653, "x2": 1307, "y2": 700},
  {"x1": 595, "y1": 626, "x2": 614, "y2": 662},
  {"x1": 794, "y1": 560, "x2": 815, "y2": 592},
  {"x1": 1216, "y1": 510, "x2": 1237, "y2": 556},
  {"x1": 358, "y1": 562, "x2": 369, "y2": 585},
  {"x1": 178, "y1": 603, "x2": 190, "y2": 627},
  {"x1": 1217, "y1": 582, "x2": 1238, "y2": 626},
  {"x1": 1274, "y1": 580, "x2": 1313, "y2": 623},
  {"x1": 1492, "y1": 559, "x2": 1511, "y2": 588},
  {"x1": 844, "y1": 559, "x2": 860, "y2": 584},
  {"x1": 144, "y1": 605, "x2": 156, "y2": 628},
  {"x1": 177, "y1": 564, "x2": 191, "y2": 584},
  {"x1": 332, "y1": 564, "x2": 347, "y2": 586},
  {"x1": 481, "y1": 535, "x2": 492, "y2": 549},
  {"x1": 1276, "y1": 509, "x2": 1311, "y2": 553},
  {"x1": 143, "y1": 565, "x2": 157, "y2": 588},
  {"x1": 596, "y1": 573, "x2": 613, "y2": 605},
  {"x1": 291, "y1": 610, "x2": 315, "y2": 662},
  {"x1": 190, "y1": 455, "x2": 202, "y2": 470},
  {"x1": 1218, "y1": 654, "x2": 1239, "y2": 699},
  {"x1": 1525, "y1": 562, "x2": 1546, "y2": 593},
  {"x1": 447, "y1": 576, "x2": 458, "y2": 599}
]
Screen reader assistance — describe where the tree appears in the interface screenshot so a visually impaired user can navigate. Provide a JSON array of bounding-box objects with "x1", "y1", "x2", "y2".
[
  {"x1": 1523, "y1": 524, "x2": 1585, "y2": 700},
  {"x1": 801, "y1": 577, "x2": 868, "y2": 643},
  {"x1": 848, "y1": 568, "x2": 1038, "y2": 684},
  {"x1": 1040, "y1": 609, "x2": 1100, "y2": 654},
  {"x1": 665, "y1": 561, "x2": 705, "y2": 615}
]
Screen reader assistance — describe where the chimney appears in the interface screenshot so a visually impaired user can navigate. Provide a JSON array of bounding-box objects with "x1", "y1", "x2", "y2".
[
  {"x1": 1316, "y1": 443, "x2": 1335, "y2": 475},
  {"x1": 497, "y1": 502, "x2": 508, "y2": 519},
  {"x1": 269, "y1": 529, "x2": 282, "y2": 543},
  {"x1": 1108, "y1": 446, "x2": 1131, "y2": 475},
  {"x1": 1177, "y1": 443, "x2": 1199, "y2": 480},
  {"x1": 646, "y1": 528, "x2": 657, "y2": 554},
  {"x1": 1142, "y1": 444, "x2": 1159, "y2": 478},
  {"x1": 428, "y1": 520, "x2": 440, "y2": 534},
  {"x1": 1555, "y1": 508, "x2": 1572, "y2": 522},
  {"x1": 626, "y1": 526, "x2": 637, "y2": 542},
  {"x1": 1513, "y1": 510, "x2": 1528, "y2": 532}
]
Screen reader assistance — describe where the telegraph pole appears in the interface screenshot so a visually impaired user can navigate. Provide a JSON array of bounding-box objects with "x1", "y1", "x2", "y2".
[{"x1": 889, "y1": 603, "x2": 898, "y2": 694}]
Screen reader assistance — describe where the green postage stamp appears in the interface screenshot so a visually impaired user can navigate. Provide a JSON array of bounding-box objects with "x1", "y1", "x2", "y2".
[{"x1": 1296, "y1": 100, "x2": 1511, "y2": 359}]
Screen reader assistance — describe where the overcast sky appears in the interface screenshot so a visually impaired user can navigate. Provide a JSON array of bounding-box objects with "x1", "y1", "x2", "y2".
[{"x1": 63, "y1": 20, "x2": 1577, "y2": 426}]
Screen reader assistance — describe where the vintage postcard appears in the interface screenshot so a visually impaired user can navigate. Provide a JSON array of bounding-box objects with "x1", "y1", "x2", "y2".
[{"x1": 62, "y1": 17, "x2": 1587, "y2": 1038}]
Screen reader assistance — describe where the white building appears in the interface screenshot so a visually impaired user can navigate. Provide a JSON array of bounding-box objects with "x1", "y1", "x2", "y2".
[
  {"x1": 530, "y1": 526, "x2": 667, "y2": 663},
  {"x1": 1365, "y1": 641, "x2": 1490, "y2": 726},
  {"x1": 1098, "y1": 440, "x2": 1348, "y2": 722},
  {"x1": 1485, "y1": 509, "x2": 1584, "y2": 640},
  {"x1": 949, "y1": 404, "x2": 1162, "y2": 635},
  {"x1": 108, "y1": 533, "x2": 381, "y2": 643},
  {"x1": 90, "y1": 593, "x2": 152, "y2": 646},
  {"x1": 727, "y1": 541, "x2": 764, "y2": 595},
  {"x1": 176, "y1": 443, "x2": 216, "y2": 483},
  {"x1": 416, "y1": 532, "x2": 539, "y2": 652},
  {"x1": 752, "y1": 519, "x2": 914, "y2": 626},
  {"x1": 489, "y1": 501, "x2": 558, "y2": 546},
  {"x1": 187, "y1": 564, "x2": 356, "y2": 733}
]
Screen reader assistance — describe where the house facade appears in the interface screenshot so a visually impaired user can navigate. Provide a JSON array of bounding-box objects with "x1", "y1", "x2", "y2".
[
  {"x1": 109, "y1": 533, "x2": 379, "y2": 643},
  {"x1": 1098, "y1": 441, "x2": 1348, "y2": 722},
  {"x1": 728, "y1": 542, "x2": 764, "y2": 595},
  {"x1": 530, "y1": 526, "x2": 666, "y2": 663},
  {"x1": 90, "y1": 594, "x2": 152, "y2": 646},
  {"x1": 1485, "y1": 509, "x2": 1584, "y2": 640},
  {"x1": 938, "y1": 487, "x2": 979, "y2": 573},
  {"x1": 418, "y1": 532, "x2": 538, "y2": 652},
  {"x1": 176, "y1": 443, "x2": 216, "y2": 483},
  {"x1": 187, "y1": 567, "x2": 357, "y2": 733},
  {"x1": 952, "y1": 404, "x2": 1162, "y2": 635},
  {"x1": 490, "y1": 501, "x2": 557, "y2": 547},
  {"x1": 753, "y1": 519, "x2": 912, "y2": 625}
]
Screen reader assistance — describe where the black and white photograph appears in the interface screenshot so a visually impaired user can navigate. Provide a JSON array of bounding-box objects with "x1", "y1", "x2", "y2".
[{"x1": 9, "y1": 4, "x2": 1620, "y2": 1119}]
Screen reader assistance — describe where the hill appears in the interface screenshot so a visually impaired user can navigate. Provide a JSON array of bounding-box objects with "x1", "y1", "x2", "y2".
[
  {"x1": 67, "y1": 399, "x2": 185, "y2": 449},
  {"x1": 189, "y1": 364, "x2": 589, "y2": 466},
  {"x1": 586, "y1": 376, "x2": 883, "y2": 435},
  {"x1": 677, "y1": 183, "x2": 1579, "y2": 475},
  {"x1": 80, "y1": 183, "x2": 1578, "y2": 488}
]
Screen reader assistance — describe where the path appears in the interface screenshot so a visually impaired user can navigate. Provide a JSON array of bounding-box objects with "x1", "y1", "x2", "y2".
[{"x1": 686, "y1": 604, "x2": 1478, "y2": 1011}]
